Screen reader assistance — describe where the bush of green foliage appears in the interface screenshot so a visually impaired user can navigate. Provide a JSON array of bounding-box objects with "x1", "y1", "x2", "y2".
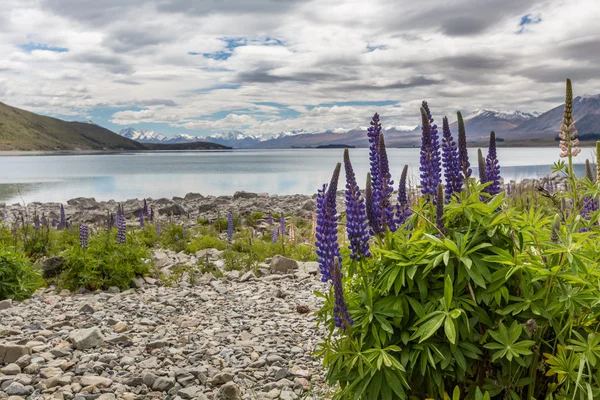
[
  {"x1": 59, "y1": 231, "x2": 150, "y2": 291},
  {"x1": 0, "y1": 248, "x2": 44, "y2": 300}
]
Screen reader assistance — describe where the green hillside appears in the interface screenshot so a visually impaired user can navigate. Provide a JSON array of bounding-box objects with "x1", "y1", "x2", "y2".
[{"x1": 0, "y1": 102, "x2": 146, "y2": 151}]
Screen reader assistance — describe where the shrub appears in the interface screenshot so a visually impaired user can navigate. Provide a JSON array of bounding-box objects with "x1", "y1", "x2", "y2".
[
  {"x1": 186, "y1": 234, "x2": 227, "y2": 253},
  {"x1": 0, "y1": 248, "x2": 44, "y2": 300},
  {"x1": 316, "y1": 85, "x2": 600, "y2": 400},
  {"x1": 59, "y1": 231, "x2": 150, "y2": 291}
]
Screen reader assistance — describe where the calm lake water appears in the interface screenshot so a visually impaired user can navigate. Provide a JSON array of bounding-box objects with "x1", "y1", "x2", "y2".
[{"x1": 0, "y1": 148, "x2": 592, "y2": 204}]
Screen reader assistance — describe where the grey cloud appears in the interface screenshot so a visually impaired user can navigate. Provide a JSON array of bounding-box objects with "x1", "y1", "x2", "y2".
[
  {"x1": 138, "y1": 99, "x2": 178, "y2": 107},
  {"x1": 113, "y1": 79, "x2": 143, "y2": 85},
  {"x1": 156, "y1": 0, "x2": 306, "y2": 15},
  {"x1": 102, "y1": 27, "x2": 176, "y2": 53},
  {"x1": 518, "y1": 65, "x2": 599, "y2": 83},
  {"x1": 440, "y1": 17, "x2": 489, "y2": 36},
  {"x1": 383, "y1": 0, "x2": 541, "y2": 37},
  {"x1": 556, "y1": 37, "x2": 600, "y2": 63},
  {"x1": 236, "y1": 70, "x2": 342, "y2": 84},
  {"x1": 69, "y1": 53, "x2": 134, "y2": 74},
  {"x1": 335, "y1": 76, "x2": 441, "y2": 92}
]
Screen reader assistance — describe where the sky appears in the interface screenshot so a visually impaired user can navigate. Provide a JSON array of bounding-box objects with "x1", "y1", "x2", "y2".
[{"x1": 1, "y1": 0, "x2": 599, "y2": 138}]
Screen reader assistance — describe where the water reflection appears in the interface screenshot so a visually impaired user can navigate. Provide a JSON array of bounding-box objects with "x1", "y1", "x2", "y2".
[{"x1": 0, "y1": 148, "x2": 592, "y2": 204}]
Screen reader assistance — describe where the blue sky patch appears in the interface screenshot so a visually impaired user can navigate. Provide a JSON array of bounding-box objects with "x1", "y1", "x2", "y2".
[
  {"x1": 18, "y1": 42, "x2": 68, "y2": 53},
  {"x1": 517, "y1": 14, "x2": 542, "y2": 33}
]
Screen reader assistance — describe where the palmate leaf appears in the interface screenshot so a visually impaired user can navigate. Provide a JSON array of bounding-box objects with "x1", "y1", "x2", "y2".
[{"x1": 484, "y1": 321, "x2": 535, "y2": 361}]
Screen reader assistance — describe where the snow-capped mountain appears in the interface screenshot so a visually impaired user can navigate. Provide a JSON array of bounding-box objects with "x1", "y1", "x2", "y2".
[{"x1": 119, "y1": 128, "x2": 166, "y2": 143}]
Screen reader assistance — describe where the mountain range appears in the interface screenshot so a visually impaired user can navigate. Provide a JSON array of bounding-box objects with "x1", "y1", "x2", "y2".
[{"x1": 118, "y1": 95, "x2": 600, "y2": 148}]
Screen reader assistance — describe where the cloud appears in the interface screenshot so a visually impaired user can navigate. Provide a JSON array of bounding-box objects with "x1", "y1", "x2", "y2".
[{"x1": 1, "y1": 0, "x2": 599, "y2": 137}]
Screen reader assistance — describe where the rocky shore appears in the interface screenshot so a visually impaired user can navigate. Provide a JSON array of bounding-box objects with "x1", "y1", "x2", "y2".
[
  {"x1": 0, "y1": 258, "x2": 330, "y2": 400},
  {"x1": 0, "y1": 191, "x2": 324, "y2": 228}
]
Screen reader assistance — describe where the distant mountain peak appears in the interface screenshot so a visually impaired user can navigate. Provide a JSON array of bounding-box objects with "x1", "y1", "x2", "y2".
[
  {"x1": 119, "y1": 128, "x2": 166, "y2": 143},
  {"x1": 466, "y1": 109, "x2": 537, "y2": 122}
]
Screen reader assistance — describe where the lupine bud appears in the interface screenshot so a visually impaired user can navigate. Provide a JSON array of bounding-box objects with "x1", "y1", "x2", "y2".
[
  {"x1": 316, "y1": 164, "x2": 342, "y2": 283},
  {"x1": 436, "y1": 184, "x2": 444, "y2": 232},
  {"x1": 227, "y1": 212, "x2": 234, "y2": 242},
  {"x1": 559, "y1": 79, "x2": 580, "y2": 158},
  {"x1": 485, "y1": 131, "x2": 501, "y2": 196},
  {"x1": 550, "y1": 214, "x2": 560, "y2": 243},
  {"x1": 395, "y1": 165, "x2": 412, "y2": 226},
  {"x1": 585, "y1": 159, "x2": 595, "y2": 182},
  {"x1": 343, "y1": 149, "x2": 370, "y2": 260},
  {"x1": 478, "y1": 148, "x2": 487, "y2": 185},
  {"x1": 441, "y1": 116, "x2": 464, "y2": 202},
  {"x1": 457, "y1": 111, "x2": 472, "y2": 179},
  {"x1": 289, "y1": 220, "x2": 295, "y2": 242},
  {"x1": 268, "y1": 213, "x2": 273, "y2": 225},
  {"x1": 79, "y1": 224, "x2": 89, "y2": 249},
  {"x1": 331, "y1": 258, "x2": 353, "y2": 329},
  {"x1": 183, "y1": 226, "x2": 187, "y2": 237},
  {"x1": 367, "y1": 113, "x2": 381, "y2": 204}
]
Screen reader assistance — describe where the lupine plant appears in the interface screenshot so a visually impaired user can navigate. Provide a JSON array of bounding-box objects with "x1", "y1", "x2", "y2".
[
  {"x1": 316, "y1": 83, "x2": 600, "y2": 400},
  {"x1": 441, "y1": 116, "x2": 463, "y2": 202},
  {"x1": 343, "y1": 149, "x2": 370, "y2": 261},
  {"x1": 485, "y1": 131, "x2": 501, "y2": 196},
  {"x1": 419, "y1": 104, "x2": 442, "y2": 201}
]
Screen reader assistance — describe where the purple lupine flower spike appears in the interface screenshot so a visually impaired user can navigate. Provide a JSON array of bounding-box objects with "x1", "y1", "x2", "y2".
[
  {"x1": 268, "y1": 213, "x2": 273, "y2": 225},
  {"x1": 139, "y1": 211, "x2": 144, "y2": 228},
  {"x1": 395, "y1": 165, "x2": 411, "y2": 226},
  {"x1": 34, "y1": 215, "x2": 40, "y2": 231},
  {"x1": 441, "y1": 116, "x2": 464, "y2": 202},
  {"x1": 52, "y1": 219, "x2": 57, "y2": 228},
  {"x1": 365, "y1": 173, "x2": 375, "y2": 233},
  {"x1": 59, "y1": 204, "x2": 66, "y2": 230},
  {"x1": 485, "y1": 131, "x2": 501, "y2": 196},
  {"x1": 343, "y1": 149, "x2": 370, "y2": 260},
  {"x1": 116, "y1": 205, "x2": 126, "y2": 244},
  {"x1": 227, "y1": 212, "x2": 234, "y2": 242},
  {"x1": 271, "y1": 227, "x2": 278, "y2": 243},
  {"x1": 367, "y1": 113, "x2": 382, "y2": 229},
  {"x1": 457, "y1": 111, "x2": 472, "y2": 179},
  {"x1": 419, "y1": 104, "x2": 442, "y2": 202},
  {"x1": 79, "y1": 224, "x2": 89, "y2": 250},
  {"x1": 183, "y1": 226, "x2": 187, "y2": 237},
  {"x1": 375, "y1": 134, "x2": 396, "y2": 232},
  {"x1": 279, "y1": 214, "x2": 285, "y2": 236},
  {"x1": 331, "y1": 258, "x2": 353, "y2": 329},
  {"x1": 315, "y1": 163, "x2": 342, "y2": 283}
]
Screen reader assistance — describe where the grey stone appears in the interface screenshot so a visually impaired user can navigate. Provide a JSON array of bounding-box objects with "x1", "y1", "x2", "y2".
[
  {"x1": 0, "y1": 344, "x2": 31, "y2": 364},
  {"x1": 217, "y1": 381, "x2": 241, "y2": 400},
  {"x1": 270, "y1": 255, "x2": 299, "y2": 274},
  {"x1": 42, "y1": 257, "x2": 65, "y2": 279},
  {"x1": 69, "y1": 327, "x2": 104, "y2": 350},
  {"x1": 177, "y1": 385, "x2": 202, "y2": 399},
  {"x1": 1, "y1": 363, "x2": 20, "y2": 375},
  {"x1": 233, "y1": 191, "x2": 258, "y2": 199},
  {"x1": 159, "y1": 204, "x2": 186, "y2": 216},
  {"x1": 80, "y1": 375, "x2": 112, "y2": 387},
  {"x1": 0, "y1": 299, "x2": 12, "y2": 310},
  {"x1": 184, "y1": 193, "x2": 204, "y2": 201},
  {"x1": 152, "y1": 377, "x2": 175, "y2": 392},
  {"x1": 4, "y1": 382, "x2": 32, "y2": 396}
]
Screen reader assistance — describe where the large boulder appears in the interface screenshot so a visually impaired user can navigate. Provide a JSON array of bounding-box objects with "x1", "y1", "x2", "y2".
[
  {"x1": 217, "y1": 381, "x2": 241, "y2": 400},
  {"x1": 42, "y1": 257, "x2": 65, "y2": 279},
  {"x1": 233, "y1": 191, "x2": 258, "y2": 199},
  {"x1": 198, "y1": 202, "x2": 217, "y2": 213},
  {"x1": 67, "y1": 197, "x2": 99, "y2": 210},
  {"x1": 270, "y1": 255, "x2": 299, "y2": 274},
  {"x1": 184, "y1": 192, "x2": 204, "y2": 201},
  {"x1": 159, "y1": 204, "x2": 186, "y2": 216}
]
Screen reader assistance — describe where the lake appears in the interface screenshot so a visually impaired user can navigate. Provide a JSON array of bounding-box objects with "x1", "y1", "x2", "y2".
[{"x1": 0, "y1": 147, "x2": 592, "y2": 204}]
